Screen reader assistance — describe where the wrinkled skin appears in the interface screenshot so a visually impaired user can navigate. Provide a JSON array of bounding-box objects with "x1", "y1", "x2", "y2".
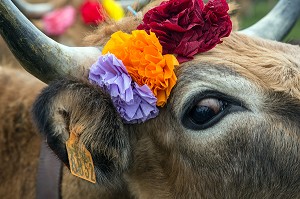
[{"x1": 1, "y1": 32, "x2": 300, "y2": 198}]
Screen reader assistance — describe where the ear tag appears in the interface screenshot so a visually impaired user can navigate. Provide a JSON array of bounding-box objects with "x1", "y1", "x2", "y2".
[{"x1": 66, "y1": 126, "x2": 96, "y2": 183}]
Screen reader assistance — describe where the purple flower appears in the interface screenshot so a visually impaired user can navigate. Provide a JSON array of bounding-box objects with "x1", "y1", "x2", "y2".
[
  {"x1": 89, "y1": 53, "x2": 134, "y2": 103},
  {"x1": 117, "y1": 83, "x2": 159, "y2": 124},
  {"x1": 89, "y1": 53, "x2": 159, "y2": 123}
]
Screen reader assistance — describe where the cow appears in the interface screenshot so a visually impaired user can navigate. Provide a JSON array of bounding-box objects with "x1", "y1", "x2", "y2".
[
  {"x1": 0, "y1": 0, "x2": 156, "y2": 69},
  {"x1": 0, "y1": 0, "x2": 68, "y2": 68},
  {"x1": 1, "y1": 0, "x2": 300, "y2": 198}
]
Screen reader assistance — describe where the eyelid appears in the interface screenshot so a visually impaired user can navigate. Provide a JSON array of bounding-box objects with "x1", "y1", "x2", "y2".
[
  {"x1": 181, "y1": 90, "x2": 247, "y2": 130},
  {"x1": 181, "y1": 90, "x2": 246, "y2": 118}
]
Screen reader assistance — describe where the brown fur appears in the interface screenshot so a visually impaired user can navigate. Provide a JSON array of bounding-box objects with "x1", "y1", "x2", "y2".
[
  {"x1": 1, "y1": 1, "x2": 300, "y2": 199},
  {"x1": 28, "y1": 33, "x2": 300, "y2": 198},
  {"x1": 0, "y1": 67, "x2": 44, "y2": 198},
  {"x1": 84, "y1": 0, "x2": 239, "y2": 45},
  {"x1": 2, "y1": 33, "x2": 300, "y2": 198}
]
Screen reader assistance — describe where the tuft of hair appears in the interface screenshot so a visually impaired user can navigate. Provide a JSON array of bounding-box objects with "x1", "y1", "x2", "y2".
[{"x1": 83, "y1": 0, "x2": 240, "y2": 46}]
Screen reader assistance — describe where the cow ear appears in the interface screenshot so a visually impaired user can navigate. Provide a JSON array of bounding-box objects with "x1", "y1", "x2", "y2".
[{"x1": 32, "y1": 78, "x2": 131, "y2": 186}]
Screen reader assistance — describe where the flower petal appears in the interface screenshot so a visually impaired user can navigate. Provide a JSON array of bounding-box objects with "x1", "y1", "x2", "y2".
[
  {"x1": 102, "y1": 30, "x2": 179, "y2": 106},
  {"x1": 89, "y1": 53, "x2": 159, "y2": 124},
  {"x1": 137, "y1": 0, "x2": 232, "y2": 62}
]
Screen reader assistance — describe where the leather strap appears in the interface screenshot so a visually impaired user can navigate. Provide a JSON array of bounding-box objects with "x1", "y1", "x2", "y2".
[{"x1": 36, "y1": 140, "x2": 62, "y2": 199}]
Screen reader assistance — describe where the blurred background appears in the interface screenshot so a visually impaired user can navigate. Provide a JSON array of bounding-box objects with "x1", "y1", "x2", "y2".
[
  {"x1": 13, "y1": 0, "x2": 300, "y2": 42},
  {"x1": 0, "y1": 0, "x2": 299, "y2": 88},
  {"x1": 6, "y1": 0, "x2": 300, "y2": 46},
  {"x1": 237, "y1": 0, "x2": 300, "y2": 41}
]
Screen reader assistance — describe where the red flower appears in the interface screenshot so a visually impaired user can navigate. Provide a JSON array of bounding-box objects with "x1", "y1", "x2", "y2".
[
  {"x1": 80, "y1": 0, "x2": 105, "y2": 25},
  {"x1": 137, "y1": 0, "x2": 232, "y2": 63}
]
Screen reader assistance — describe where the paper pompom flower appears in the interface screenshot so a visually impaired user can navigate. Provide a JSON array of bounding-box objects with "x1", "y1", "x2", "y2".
[
  {"x1": 102, "y1": 30, "x2": 179, "y2": 107},
  {"x1": 42, "y1": 6, "x2": 76, "y2": 36},
  {"x1": 80, "y1": 0, "x2": 106, "y2": 25},
  {"x1": 89, "y1": 53, "x2": 159, "y2": 124},
  {"x1": 88, "y1": 0, "x2": 232, "y2": 123},
  {"x1": 137, "y1": 0, "x2": 232, "y2": 63}
]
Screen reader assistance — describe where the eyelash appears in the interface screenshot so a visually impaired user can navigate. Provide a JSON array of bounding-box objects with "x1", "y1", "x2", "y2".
[{"x1": 181, "y1": 91, "x2": 246, "y2": 130}]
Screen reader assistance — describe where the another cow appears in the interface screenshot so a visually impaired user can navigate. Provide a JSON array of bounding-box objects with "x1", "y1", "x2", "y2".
[{"x1": 1, "y1": 0, "x2": 300, "y2": 198}]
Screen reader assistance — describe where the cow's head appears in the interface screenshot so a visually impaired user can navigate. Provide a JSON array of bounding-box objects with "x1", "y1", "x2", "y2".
[{"x1": 1, "y1": 0, "x2": 300, "y2": 197}]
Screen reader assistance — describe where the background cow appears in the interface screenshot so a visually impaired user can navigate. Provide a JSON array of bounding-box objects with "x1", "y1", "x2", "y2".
[{"x1": 1, "y1": 0, "x2": 300, "y2": 198}]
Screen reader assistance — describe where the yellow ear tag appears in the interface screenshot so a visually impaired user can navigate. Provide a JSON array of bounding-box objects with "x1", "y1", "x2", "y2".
[{"x1": 66, "y1": 126, "x2": 96, "y2": 183}]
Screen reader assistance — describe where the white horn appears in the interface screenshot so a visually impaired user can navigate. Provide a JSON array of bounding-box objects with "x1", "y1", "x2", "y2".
[
  {"x1": 239, "y1": 0, "x2": 300, "y2": 41},
  {"x1": 0, "y1": 0, "x2": 101, "y2": 84}
]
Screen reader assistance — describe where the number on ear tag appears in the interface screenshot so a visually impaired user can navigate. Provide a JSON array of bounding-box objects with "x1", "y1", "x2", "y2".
[{"x1": 66, "y1": 127, "x2": 96, "y2": 183}]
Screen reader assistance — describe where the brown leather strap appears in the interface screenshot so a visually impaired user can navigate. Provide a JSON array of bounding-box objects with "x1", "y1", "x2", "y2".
[{"x1": 36, "y1": 140, "x2": 62, "y2": 199}]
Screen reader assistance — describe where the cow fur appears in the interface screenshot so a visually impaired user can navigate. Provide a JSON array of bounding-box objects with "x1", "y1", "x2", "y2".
[
  {"x1": 2, "y1": 32, "x2": 300, "y2": 198},
  {"x1": 0, "y1": 67, "x2": 43, "y2": 198},
  {"x1": 34, "y1": 33, "x2": 300, "y2": 199},
  {"x1": 0, "y1": 70, "x2": 128, "y2": 198},
  {"x1": 1, "y1": 1, "x2": 300, "y2": 199}
]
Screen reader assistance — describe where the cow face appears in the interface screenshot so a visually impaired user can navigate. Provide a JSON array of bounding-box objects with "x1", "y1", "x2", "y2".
[
  {"x1": 139, "y1": 33, "x2": 300, "y2": 198},
  {"x1": 31, "y1": 32, "x2": 300, "y2": 197},
  {"x1": 1, "y1": 0, "x2": 300, "y2": 197}
]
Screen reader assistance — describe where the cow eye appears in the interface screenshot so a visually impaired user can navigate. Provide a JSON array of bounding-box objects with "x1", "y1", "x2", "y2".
[
  {"x1": 189, "y1": 98, "x2": 227, "y2": 125},
  {"x1": 181, "y1": 93, "x2": 245, "y2": 130}
]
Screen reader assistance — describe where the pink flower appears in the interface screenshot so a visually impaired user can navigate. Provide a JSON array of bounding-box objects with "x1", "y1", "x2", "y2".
[
  {"x1": 137, "y1": 0, "x2": 232, "y2": 63},
  {"x1": 43, "y1": 6, "x2": 76, "y2": 36}
]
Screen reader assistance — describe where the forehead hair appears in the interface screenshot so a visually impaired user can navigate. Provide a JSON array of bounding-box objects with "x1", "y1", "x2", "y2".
[
  {"x1": 192, "y1": 33, "x2": 300, "y2": 99},
  {"x1": 84, "y1": 0, "x2": 239, "y2": 46},
  {"x1": 84, "y1": 2, "x2": 299, "y2": 102}
]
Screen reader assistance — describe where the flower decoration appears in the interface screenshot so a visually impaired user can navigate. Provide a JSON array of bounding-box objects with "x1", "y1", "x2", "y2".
[
  {"x1": 80, "y1": 0, "x2": 106, "y2": 25},
  {"x1": 137, "y1": 0, "x2": 232, "y2": 63},
  {"x1": 102, "y1": 30, "x2": 179, "y2": 107},
  {"x1": 89, "y1": 53, "x2": 159, "y2": 124},
  {"x1": 89, "y1": 0, "x2": 232, "y2": 123},
  {"x1": 43, "y1": 6, "x2": 76, "y2": 36},
  {"x1": 102, "y1": 0, "x2": 125, "y2": 21}
]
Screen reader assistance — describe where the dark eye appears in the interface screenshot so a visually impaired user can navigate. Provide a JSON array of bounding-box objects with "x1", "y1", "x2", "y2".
[
  {"x1": 182, "y1": 93, "x2": 245, "y2": 130},
  {"x1": 189, "y1": 98, "x2": 227, "y2": 125}
]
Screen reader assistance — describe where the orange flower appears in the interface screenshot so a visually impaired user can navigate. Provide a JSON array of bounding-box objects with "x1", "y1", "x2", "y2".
[{"x1": 102, "y1": 30, "x2": 179, "y2": 106}]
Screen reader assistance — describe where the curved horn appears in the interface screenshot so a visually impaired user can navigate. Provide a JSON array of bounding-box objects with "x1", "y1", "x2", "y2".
[
  {"x1": 11, "y1": 0, "x2": 54, "y2": 19},
  {"x1": 0, "y1": 0, "x2": 101, "y2": 84},
  {"x1": 239, "y1": 0, "x2": 300, "y2": 41}
]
